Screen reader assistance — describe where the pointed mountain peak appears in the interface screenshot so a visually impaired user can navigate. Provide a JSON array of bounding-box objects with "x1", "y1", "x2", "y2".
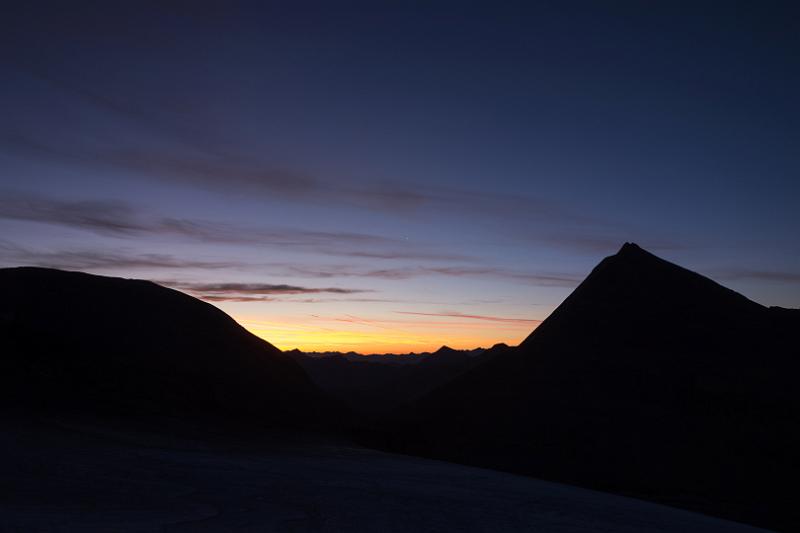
[
  {"x1": 603, "y1": 242, "x2": 665, "y2": 270},
  {"x1": 617, "y1": 242, "x2": 642, "y2": 254},
  {"x1": 519, "y1": 243, "x2": 764, "y2": 349},
  {"x1": 614, "y1": 242, "x2": 659, "y2": 261}
]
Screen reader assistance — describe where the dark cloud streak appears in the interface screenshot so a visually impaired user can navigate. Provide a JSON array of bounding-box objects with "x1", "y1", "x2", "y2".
[
  {"x1": 0, "y1": 65, "x2": 607, "y2": 224},
  {"x1": 0, "y1": 190, "x2": 465, "y2": 261},
  {"x1": 395, "y1": 311, "x2": 541, "y2": 324},
  {"x1": 711, "y1": 268, "x2": 800, "y2": 284},
  {"x1": 283, "y1": 264, "x2": 581, "y2": 286},
  {"x1": 165, "y1": 281, "x2": 370, "y2": 295},
  {"x1": 0, "y1": 241, "x2": 236, "y2": 271},
  {"x1": 159, "y1": 280, "x2": 374, "y2": 303}
]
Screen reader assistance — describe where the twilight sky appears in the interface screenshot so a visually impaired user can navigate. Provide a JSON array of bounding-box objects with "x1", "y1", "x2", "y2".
[{"x1": 2, "y1": 2, "x2": 799, "y2": 352}]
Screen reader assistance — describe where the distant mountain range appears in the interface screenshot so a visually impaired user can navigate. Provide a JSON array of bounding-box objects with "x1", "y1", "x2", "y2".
[
  {"x1": 288, "y1": 345, "x2": 508, "y2": 414},
  {"x1": 286, "y1": 346, "x2": 488, "y2": 365},
  {"x1": 0, "y1": 267, "x2": 330, "y2": 425},
  {"x1": 372, "y1": 243, "x2": 800, "y2": 531}
]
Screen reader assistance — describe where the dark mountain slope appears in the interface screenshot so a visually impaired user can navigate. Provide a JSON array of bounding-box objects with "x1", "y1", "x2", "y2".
[
  {"x1": 290, "y1": 352, "x2": 416, "y2": 413},
  {"x1": 0, "y1": 267, "x2": 329, "y2": 425},
  {"x1": 290, "y1": 345, "x2": 497, "y2": 415},
  {"x1": 381, "y1": 244, "x2": 800, "y2": 531},
  {"x1": 396, "y1": 344, "x2": 505, "y2": 404}
]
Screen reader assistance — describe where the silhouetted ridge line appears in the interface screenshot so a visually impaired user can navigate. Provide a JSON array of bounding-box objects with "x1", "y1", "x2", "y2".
[
  {"x1": 0, "y1": 266, "x2": 330, "y2": 425},
  {"x1": 288, "y1": 344, "x2": 497, "y2": 414},
  {"x1": 519, "y1": 241, "x2": 763, "y2": 350}
]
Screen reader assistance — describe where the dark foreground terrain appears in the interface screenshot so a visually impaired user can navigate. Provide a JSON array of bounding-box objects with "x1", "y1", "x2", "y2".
[{"x1": 0, "y1": 415, "x2": 767, "y2": 533}]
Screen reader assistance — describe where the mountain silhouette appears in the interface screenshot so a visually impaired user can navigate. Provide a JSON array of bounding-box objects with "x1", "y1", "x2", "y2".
[
  {"x1": 289, "y1": 345, "x2": 498, "y2": 414},
  {"x1": 289, "y1": 351, "x2": 413, "y2": 414},
  {"x1": 379, "y1": 243, "x2": 800, "y2": 531},
  {"x1": 0, "y1": 267, "x2": 329, "y2": 424}
]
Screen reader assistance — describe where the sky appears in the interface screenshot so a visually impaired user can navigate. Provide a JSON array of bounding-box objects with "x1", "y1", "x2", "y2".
[{"x1": 1, "y1": 1, "x2": 799, "y2": 353}]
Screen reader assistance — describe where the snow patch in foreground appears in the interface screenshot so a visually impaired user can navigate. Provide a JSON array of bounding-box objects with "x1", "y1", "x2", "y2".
[{"x1": 0, "y1": 420, "x2": 767, "y2": 532}]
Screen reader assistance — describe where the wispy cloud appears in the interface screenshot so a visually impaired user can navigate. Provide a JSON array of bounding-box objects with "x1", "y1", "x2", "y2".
[
  {"x1": 164, "y1": 281, "x2": 370, "y2": 295},
  {"x1": 395, "y1": 310, "x2": 541, "y2": 324},
  {"x1": 1, "y1": 128, "x2": 432, "y2": 213},
  {"x1": 0, "y1": 190, "x2": 465, "y2": 261},
  {"x1": 421, "y1": 267, "x2": 580, "y2": 286},
  {"x1": 108, "y1": 149, "x2": 433, "y2": 211},
  {"x1": 8, "y1": 61, "x2": 433, "y2": 212},
  {"x1": 0, "y1": 189, "x2": 378, "y2": 242},
  {"x1": 0, "y1": 191, "x2": 145, "y2": 236},
  {"x1": 0, "y1": 241, "x2": 380, "y2": 302},
  {"x1": 158, "y1": 280, "x2": 373, "y2": 303},
  {"x1": 283, "y1": 264, "x2": 581, "y2": 286},
  {"x1": 328, "y1": 250, "x2": 473, "y2": 261},
  {"x1": 710, "y1": 268, "x2": 800, "y2": 284},
  {"x1": 2, "y1": 125, "x2": 596, "y2": 224},
  {"x1": 197, "y1": 295, "x2": 392, "y2": 304},
  {"x1": 0, "y1": 240, "x2": 236, "y2": 271},
  {"x1": 199, "y1": 295, "x2": 277, "y2": 303},
  {"x1": 2, "y1": 65, "x2": 607, "y2": 223},
  {"x1": 512, "y1": 232, "x2": 692, "y2": 256}
]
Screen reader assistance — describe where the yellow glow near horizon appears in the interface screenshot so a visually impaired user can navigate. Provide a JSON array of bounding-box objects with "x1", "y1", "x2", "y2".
[{"x1": 233, "y1": 312, "x2": 539, "y2": 354}]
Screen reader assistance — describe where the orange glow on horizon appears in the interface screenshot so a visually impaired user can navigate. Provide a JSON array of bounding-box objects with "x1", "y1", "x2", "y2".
[{"x1": 232, "y1": 312, "x2": 540, "y2": 354}]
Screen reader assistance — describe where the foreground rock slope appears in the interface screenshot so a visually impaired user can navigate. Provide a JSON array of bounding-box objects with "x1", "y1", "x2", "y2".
[{"x1": 0, "y1": 267, "x2": 328, "y2": 424}]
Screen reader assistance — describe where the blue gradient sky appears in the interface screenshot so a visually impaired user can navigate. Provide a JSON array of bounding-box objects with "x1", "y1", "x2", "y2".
[{"x1": 2, "y1": 2, "x2": 798, "y2": 352}]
